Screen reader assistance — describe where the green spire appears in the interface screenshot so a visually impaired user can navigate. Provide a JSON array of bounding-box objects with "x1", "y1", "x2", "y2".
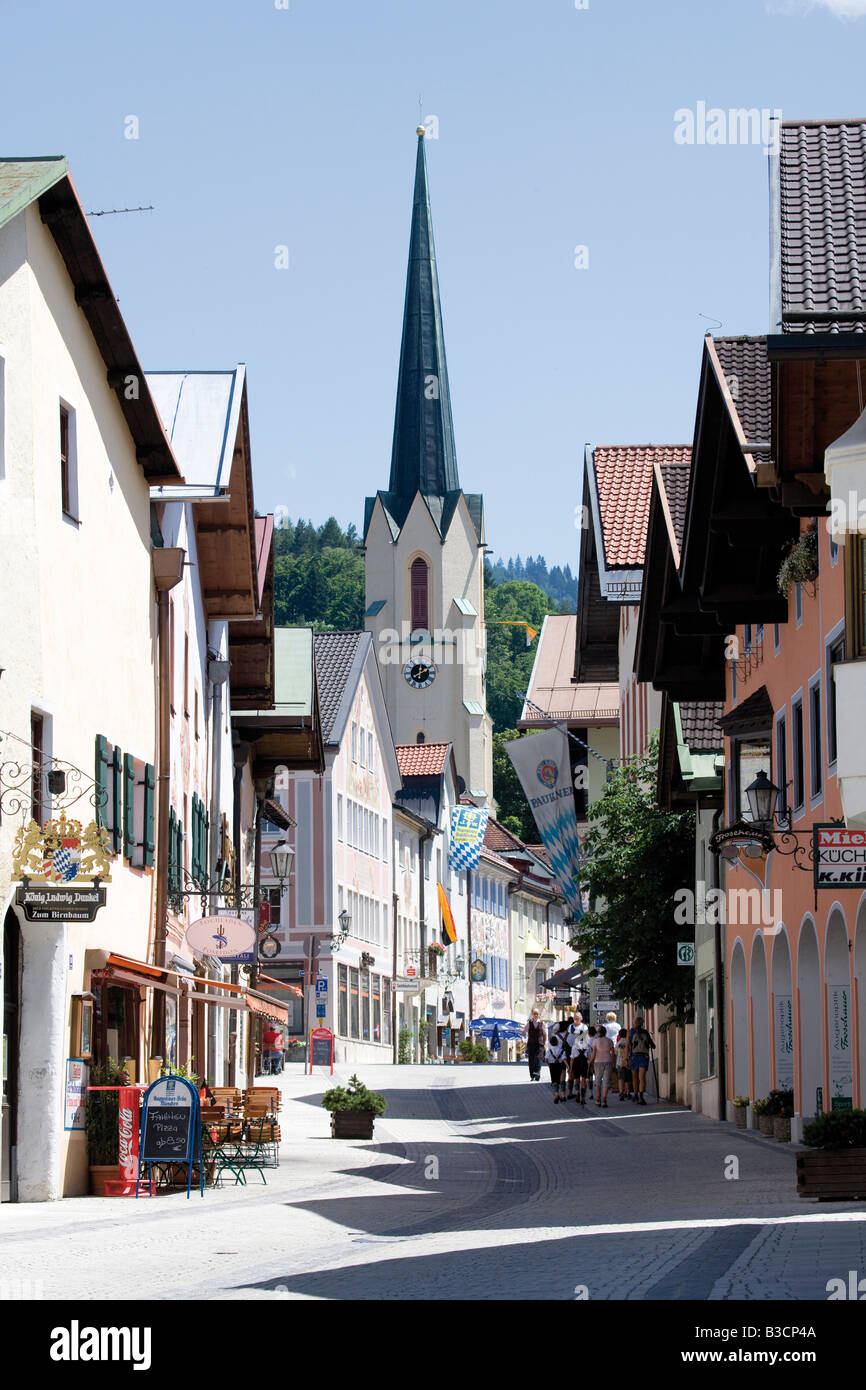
[{"x1": 388, "y1": 128, "x2": 460, "y2": 503}]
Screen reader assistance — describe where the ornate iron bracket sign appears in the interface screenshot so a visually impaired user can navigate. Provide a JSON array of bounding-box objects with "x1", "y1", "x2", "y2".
[
  {"x1": 167, "y1": 866, "x2": 284, "y2": 918},
  {"x1": 0, "y1": 729, "x2": 107, "y2": 820}
]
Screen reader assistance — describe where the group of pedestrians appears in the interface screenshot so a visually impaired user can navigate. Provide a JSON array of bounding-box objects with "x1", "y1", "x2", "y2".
[{"x1": 522, "y1": 1007, "x2": 655, "y2": 1108}]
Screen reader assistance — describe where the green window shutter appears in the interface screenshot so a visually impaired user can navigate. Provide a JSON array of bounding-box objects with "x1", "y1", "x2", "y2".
[
  {"x1": 169, "y1": 807, "x2": 177, "y2": 889},
  {"x1": 112, "y1": 747, "x2": 123, "y2": 854},
  {"x1": 123, "y1": 753, "x2": 135, "y2": 859},
  {"x1": 203, "y1": 810, "x2": 209, "y2": 882},
  {"x1": 143, "y1": 763, "x2": 156, "y2": 868},
  {"x1": 175, "y1": 817, "x2": 184, "y2": 890},
  {"x1": 192, "y1": 794, "x2": 201, "y2": 879},
  {"x1": 94, "y1": 736, "x2": 110, "y2": 830}
]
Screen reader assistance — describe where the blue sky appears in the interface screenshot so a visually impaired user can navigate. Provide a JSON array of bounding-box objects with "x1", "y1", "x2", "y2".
[{"x1": 3, "y1": 0, "x2": 866, "y2": 566}]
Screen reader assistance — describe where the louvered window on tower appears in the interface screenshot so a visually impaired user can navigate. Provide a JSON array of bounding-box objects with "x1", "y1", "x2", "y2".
[{"x1": 411, "y1": 558, "x2": 429, "y2": 631}]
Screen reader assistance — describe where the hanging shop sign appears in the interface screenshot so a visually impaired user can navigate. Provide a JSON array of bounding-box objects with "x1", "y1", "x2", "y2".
[
  {"x1": 12, "y1": 812, "x2": 113, "y2": 922},
  {"x1": 469, "y1": 958, "x2": 487, "y2": 983},
  {"x1": 184, "y1": 911, "x2": 255, "y2": 964},
  {"x1": 814, "y1": 824, "x2": 866, "y2": 889},
  {"x1": 259, "y1": 935, "x2": 281, "y2": 960}
]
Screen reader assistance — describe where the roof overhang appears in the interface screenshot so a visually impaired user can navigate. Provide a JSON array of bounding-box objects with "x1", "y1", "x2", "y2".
[{"x1": 34, "y1": 173, "x2": 182, "y2": 485}]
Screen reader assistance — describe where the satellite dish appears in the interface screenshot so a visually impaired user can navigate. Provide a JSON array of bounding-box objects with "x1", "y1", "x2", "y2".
[{"x1": 457, "y1": 776, "x2": 466, "y2": 796}]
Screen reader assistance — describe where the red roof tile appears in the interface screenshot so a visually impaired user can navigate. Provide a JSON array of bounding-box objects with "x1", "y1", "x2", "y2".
[
  {"x1": 594, "y1": 446, "x2": 691, "y2": 568},
  {"x1": 395, "y1": 742, "x2": 451, "y2": 777}
]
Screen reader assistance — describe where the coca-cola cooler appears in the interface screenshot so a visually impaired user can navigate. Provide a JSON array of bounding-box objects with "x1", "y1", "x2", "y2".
[{"x1": 103, "y1": 1086, "x2": 152, "y2": 1196}]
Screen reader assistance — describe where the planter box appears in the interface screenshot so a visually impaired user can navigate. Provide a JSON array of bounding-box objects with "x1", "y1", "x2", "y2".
[
  {"x1": 89, "y1": 1164, "x2": 120, "y2": 1197},
  {"x1": 733, "y1": 1108, "x2": 748, "y2": 1130},
  {"x1": 330, "y1": 1111, "x2": 376, "y2": 1140},
  {"x1": 758, "y1": 1115, "x2": 774, "y2": 1138},
  {"x1": 773, "y1": 1116, "x2": 791, "y2": 1143},
  {"x1": 797, "y1": 1148, "x2": 866, "y2": 1200},
  {"x1": 285, "y1": 1050, "x2": 307, "y2": 1064}
]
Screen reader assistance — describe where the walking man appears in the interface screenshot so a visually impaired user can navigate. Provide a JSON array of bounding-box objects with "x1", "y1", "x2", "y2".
[
  {"x1": 545, "y1": 1019, "x2": 570, "y2": 1104},
  {"x1": 523, "y1": 1008, "x2": 546, "y2": 1081}
]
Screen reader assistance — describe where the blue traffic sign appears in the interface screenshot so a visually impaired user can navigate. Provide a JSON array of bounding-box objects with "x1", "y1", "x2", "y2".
[
  {"x1": 315, "y1": 976, "x2": 328, "y2": 995},
  {"x1": 316, "y1": 1002, "x2": 326, "y2": 1017}
]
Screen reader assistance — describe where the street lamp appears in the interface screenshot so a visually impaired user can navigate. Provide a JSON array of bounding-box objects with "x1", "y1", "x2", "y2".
[
  {"x1": 268, "y1": 840, "x2": 295, "y2": 885},
  {"x1": 330, "y1": 908, "x2": 351, "y2": 953},
  {"x1": 745, "y1": 770, "x2": 780, "y2": 827}
]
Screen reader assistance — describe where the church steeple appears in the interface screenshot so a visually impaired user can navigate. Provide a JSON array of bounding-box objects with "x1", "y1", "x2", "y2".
[{"x1": 388, "y1": 127, "x2": 460, "y2": 505}]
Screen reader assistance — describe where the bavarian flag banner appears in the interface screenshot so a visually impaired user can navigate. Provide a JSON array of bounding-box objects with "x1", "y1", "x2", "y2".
[
  {"x1": 504, "y1": 728, "x2": 583, "y2": 920},
  {"x1": 449, "y1": 805, "x2": 489, "y2": 871},
  {"x1": 438, "y1": 882, "x2": 458, "y2": 946}
]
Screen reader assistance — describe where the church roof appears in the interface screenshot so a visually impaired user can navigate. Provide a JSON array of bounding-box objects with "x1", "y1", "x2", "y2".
[
  {"x1": 364, "y1": 132, "x2": 483, "y2": 545},
  {"x1": 389, "y1": 129, "x2": 460, "y2": 503}
]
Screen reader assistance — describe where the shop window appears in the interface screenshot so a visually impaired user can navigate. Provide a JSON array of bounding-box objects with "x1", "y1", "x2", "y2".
[
  {"x1": 382, "y1": 979, "x2": 392, "y2": 1046},
  {"x1": 699, "y1": 974, "x2": 715, "y2": 1078},
  {"x1": 361, "y1": 971, "x2": 371, "y2": 1041},
  {"x1": 349, "y1": 967, "x2": 360, "y2": 1038},
  {"x1": 338, "y1": 964, "x2": 348, "y2": 1037},
  {"x1": 372, "y1": 976, "x2": 382, "y2": 1042}
]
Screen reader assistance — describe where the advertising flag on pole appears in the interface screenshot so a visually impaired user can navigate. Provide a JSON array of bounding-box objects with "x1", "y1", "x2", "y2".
[
  {"x1": 504, "y1": 729, "x2": 583, "y2": 920},
  {"x1": 437, "y1": 882, "x2": 458, "y2": 946},
  {"x1": 449, "y1": 805, "x2": 489, "y2": 871}
]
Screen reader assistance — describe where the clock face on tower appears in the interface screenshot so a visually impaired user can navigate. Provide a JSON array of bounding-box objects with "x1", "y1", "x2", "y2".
[{"x1": 404, "y1": 659, "x2": 436, "y2": 690}]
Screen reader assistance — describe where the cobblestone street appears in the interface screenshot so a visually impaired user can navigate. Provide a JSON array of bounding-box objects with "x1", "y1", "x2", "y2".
[{"x1": 2, "y1": 1065, "x2": 864, "y2": 1303}]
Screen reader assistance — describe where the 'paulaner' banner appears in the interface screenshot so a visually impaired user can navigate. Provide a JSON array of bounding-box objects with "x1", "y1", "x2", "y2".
[{"x1": 504, "y1": 729, "x2": 582, "y2": 919}]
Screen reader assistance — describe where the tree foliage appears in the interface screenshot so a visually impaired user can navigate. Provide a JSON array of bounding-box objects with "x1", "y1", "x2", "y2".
[
  {"x1": 570, "y1": 738, "x2": 695, "y2": 1016},
  {"x1": 485, "y1": 554, "x2": 577, "y2": 609},
  {"x1": 271, "y1": 516, "x2": 365, "y2": 629},
  {"x1": 484, "y1": 579, "x2": 562, "y2": 731}
]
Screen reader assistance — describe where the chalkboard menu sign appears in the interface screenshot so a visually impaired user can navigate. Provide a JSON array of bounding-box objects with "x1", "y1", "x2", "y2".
[
  {"x1": 142, "y1": 1105, "x2": 192, "y2": 1160},
  {"x1": 309, "y1": 1028, "x2": 334, "y2": 1073},
  {"x1": 138, "y1": 1073, "x2": 202, "y2": 1195}
]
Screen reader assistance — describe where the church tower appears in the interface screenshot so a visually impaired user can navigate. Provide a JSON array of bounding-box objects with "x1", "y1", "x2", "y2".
[{"x1": 364, "y1": 127, "x2": 493, "y2": 804}]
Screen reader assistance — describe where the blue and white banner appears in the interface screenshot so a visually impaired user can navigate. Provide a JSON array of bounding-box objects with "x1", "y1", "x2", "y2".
[
  {"x1": 504, "y1": 729, "x2": 582, "y2": 919},
  {"x1": 449, "y1": 805, "x2": 489, "y2": 872}
]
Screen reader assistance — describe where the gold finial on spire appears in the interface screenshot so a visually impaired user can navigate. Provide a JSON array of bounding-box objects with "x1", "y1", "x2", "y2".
[{"x1": 416, "y1": 125, "x2": 426, "y2": 138}]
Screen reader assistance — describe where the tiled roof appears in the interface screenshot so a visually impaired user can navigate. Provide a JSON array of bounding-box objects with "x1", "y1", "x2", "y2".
[
  {"x1": 520, "y1": 616, "x2": 620, "y2": 727},
  {"x1": 479, "y1": 845, "x2": 517, "y2": 873},
  {"x1": 657, "y1": 458, "x2": 691, "y2": 554},
  {"x1": 395, "y1": 742, "x2": 450, "y2": 777},
  {"x1": 594, "y1": 446, "x2": 691, "y2": 567},
  {"x1": 712, "y1": 337, "x2": 771, "y2": 454},
  {"x1": 679, "y1": 702, "x2": 723, "y2": 752},
  {"x1": 313, "y1": 632, "x2": 365, "y2": 744},
  {"x1": 777, "y1": 119, "x2": 866, "y2": 335},
  {"x1": 483, "y1": 819, "x2": 526, "y2": 854}
]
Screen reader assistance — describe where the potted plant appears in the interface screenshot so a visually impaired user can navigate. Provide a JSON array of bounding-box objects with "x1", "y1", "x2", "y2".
[
  {"x1": 85, "y1": 1057, "x2": 128, "y2": 1195},
  {"x1": 285, "y1": 1038, "x2": 307, "y2": 1064},
  {"x1": 777, "y1": 526, "x2": 819, "y2": 598},
  {"x1": 798, "y1": 1110, "x2": 866, "y2": 1199},
  {"x1": 322, "y1": 1074, "x2": 387, "y2": 1140},
  {"x1": 752, "y1": 1097, "x2": 774, "y2": 1138},
  {"x1": 765, "y1": 1089, "x2": 794, "y2": 1142},
  {"x1": 732, "y1": 1096, "x2": 749, "y2": 1130}
]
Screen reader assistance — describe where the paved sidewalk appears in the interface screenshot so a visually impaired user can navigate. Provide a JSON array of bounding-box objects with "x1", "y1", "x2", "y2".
[{"x1": 1, "y1": 1064, "x2": 864, "y2": 1301}]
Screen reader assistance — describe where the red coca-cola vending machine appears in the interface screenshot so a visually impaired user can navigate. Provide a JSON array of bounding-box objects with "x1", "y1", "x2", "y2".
[{"x1": 103, "y1": 1086, "x2": 152, "y2": 1197}]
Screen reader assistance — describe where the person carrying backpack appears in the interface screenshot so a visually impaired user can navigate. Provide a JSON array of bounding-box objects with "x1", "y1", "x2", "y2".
[
  {"x1": 545, "y1": 1020, "x2": 570, "y2": 1105},
  {"x1": 629, "y1": 1015, "x2": 655, "y2": 1105}
]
